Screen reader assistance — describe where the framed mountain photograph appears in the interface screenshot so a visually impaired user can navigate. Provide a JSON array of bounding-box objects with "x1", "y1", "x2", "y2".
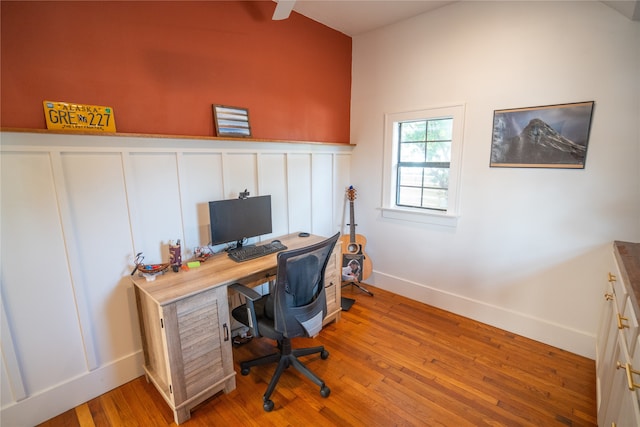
[{"x1": 490, "y1": 101, "x2": 594, "y2": 168}]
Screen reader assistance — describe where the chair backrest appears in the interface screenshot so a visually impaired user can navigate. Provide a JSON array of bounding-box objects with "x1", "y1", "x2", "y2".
[{"x1": 271, "y1": 232, "x2": 340, "y2": 338}]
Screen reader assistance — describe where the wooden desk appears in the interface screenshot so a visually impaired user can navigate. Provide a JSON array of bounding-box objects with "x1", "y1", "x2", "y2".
[{"x1": 131, "y1": 233, "x2": 341, "y2": 424}]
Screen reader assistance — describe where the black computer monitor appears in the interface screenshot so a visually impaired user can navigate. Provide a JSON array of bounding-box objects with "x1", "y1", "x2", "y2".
[{"x1": 208, "y1": 195, "x2": 272, "y2": 249}]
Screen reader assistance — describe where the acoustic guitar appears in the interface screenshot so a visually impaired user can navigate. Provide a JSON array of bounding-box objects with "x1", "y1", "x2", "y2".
[{"x1": 340, "y1": 186, "x2": 373, "y2": 282}]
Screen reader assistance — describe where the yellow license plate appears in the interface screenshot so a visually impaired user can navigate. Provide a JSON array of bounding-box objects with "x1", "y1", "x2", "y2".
[{"x1": 43, "y1": 100, "x2": 116, "y2": 132}]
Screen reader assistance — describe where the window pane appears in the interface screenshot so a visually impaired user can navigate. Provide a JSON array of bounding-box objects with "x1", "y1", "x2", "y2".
[
  {"x1": 398, "y1": 166, "x2": 423, "y2": 187},
  {"x1": 400, "y1": 121, "x2": 426, "y2": 142},
  {"x1": 423, "y1": 167, "x2": 449, "y2": 189},
  {"x1": 397, "y1": 186, "x2": 422, "y2": 206},
  {"x1": 427, "y1": 118, "x2": 452, "y2": 141},
  {"x1": 426, "y1": 140, "x2": 451, "y2": 162},
  {"x1": 399, "y1": 142, "x2": 426, "y2": 162},
  {"x1": 422, "y1": 188, "x2": 448, "y2": 210}
]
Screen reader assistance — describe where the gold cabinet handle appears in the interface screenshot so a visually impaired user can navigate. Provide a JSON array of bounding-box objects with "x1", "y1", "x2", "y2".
[
  {"x1": 617, "y1": 313, "x2": 629, "y2": 329},
  {"x1": 616, "y1": 362, "x2": 640, "y2": 391},
  {"x1": 604, "y1": 293, "x2": 613, "y2": 301},
  {"x1": 608, "y1": 272, "x2": 617, "y2": 282}
]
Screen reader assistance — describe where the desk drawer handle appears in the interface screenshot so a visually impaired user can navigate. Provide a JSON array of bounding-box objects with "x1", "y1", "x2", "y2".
[
  {"x1": 223, "y1": 323, "x2": 229, "y2": 342},
  {"x1": 616, "y1": 361, "x2": 640, "y2": 391},
  {"x1": 608, "y1": 272, "x2": 617, "y2": 282},
  {"x1": 617, "y1": 314, "x2": 629, "y2": 330},
  {"x1": 604, "y1": 293, "x2": 613, "y2": 301}
]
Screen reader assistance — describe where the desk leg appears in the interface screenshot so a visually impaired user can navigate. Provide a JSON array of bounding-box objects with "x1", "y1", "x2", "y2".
[{"x1": 174, "y1": 407, "x2": 190, "y2": 425}]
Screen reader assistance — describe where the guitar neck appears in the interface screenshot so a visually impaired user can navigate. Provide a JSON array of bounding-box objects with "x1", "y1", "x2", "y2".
[{"x1": 349, "y1": 200, "x2": 356, "y2": 243}]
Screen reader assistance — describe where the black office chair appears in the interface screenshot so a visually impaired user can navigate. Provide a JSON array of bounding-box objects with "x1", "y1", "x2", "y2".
[{"x1": 230, "y1": 232, "x2": 340, "y2": 412}]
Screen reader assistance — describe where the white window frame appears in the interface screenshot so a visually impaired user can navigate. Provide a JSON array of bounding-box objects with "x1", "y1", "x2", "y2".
[{"x1": 381, "y1": 104, "x2": 465, "y2": 227}]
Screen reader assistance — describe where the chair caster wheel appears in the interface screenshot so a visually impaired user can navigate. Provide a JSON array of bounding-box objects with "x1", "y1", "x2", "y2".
[
  {"x1": 320, "y1": 385, "x2": 331, "y2": 398},
  {"x1": 263, "y1": 399, "x2": 274, "y2": 412},
  {"x1": 241, "y1": 367, "x2": 250, "y2": 376},
  {"x1": 321, "y1": 350, "x2": 329, "y2": 359}
]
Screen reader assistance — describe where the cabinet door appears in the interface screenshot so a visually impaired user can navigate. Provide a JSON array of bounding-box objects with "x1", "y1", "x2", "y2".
[
  {"x1": 135, "y1": 287, "x2": 172, "y2": 398},
  {"x1": 599, "y1": 295, "x2": 625, "y2": 421},
  {"x1": 620, "y1": 296, "x2": 640, "y2": 358},
  {"x1": 164, "y1": 286, "x2": 234, "y2": 404},
  {"x1": 612, "y1": 259, "x2": 629, "y2": 314},
  {"x1": 596, "y1": 281, "x2": 616, "y2": 413},
  {"x1": 603, "y1": 337, "x2": 640, "y2": 427}
]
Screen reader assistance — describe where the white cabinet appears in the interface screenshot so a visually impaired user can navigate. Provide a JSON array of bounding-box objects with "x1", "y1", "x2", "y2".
[{"x1": 596, "y1": 242, "x2": 640, "y2": 427}]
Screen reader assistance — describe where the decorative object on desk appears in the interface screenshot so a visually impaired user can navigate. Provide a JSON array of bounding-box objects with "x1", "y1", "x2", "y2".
[
  {"x1": 340, "y1": 186, "x2": 373, "y2": 296},
  {"x1": 140, "y1": 263, "x2": 170, "y2": 274},
  {"x1": 131, "y1": 252, "x2": 170, "y2": 279},
  {"x1": 212, "y1": 104, "x2": 252, "y2": 137},
  {"x1": 194, "y1": 246, "x2": 214, "y2": 262},
  {"x1": 490, "y1": 101, "x2": 594, "y2": 168},
  {"x1": 169, "y1": 239, "x2": 182, "y2": 272},
  {"x1": 43, "y1": 100, "x2": 116, "y2": 132}
]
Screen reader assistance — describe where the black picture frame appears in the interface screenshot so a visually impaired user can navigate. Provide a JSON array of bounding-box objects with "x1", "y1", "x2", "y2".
[
  {"x1": 490, "y1": 101, "x2": 594, "y2": 168},
  {"x1": 212, "y1": 105, "x2": 252, "y2": 138},
  {"x1": 341, "y1": 254, "x2": 363, "y2": 283}
]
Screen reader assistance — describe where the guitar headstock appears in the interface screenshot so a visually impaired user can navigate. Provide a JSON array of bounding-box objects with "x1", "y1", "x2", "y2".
[{"x1": 346, "y1": 185, "x2": 357, "y2": 201}]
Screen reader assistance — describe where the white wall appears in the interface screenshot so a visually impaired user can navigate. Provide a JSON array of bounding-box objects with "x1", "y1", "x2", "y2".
[
  {"x1": 350, "y1": 1, "x2": 640, "y2": 358},
  {"x1": 0, "y1": 131, "x2": 352, "y2": 426}
]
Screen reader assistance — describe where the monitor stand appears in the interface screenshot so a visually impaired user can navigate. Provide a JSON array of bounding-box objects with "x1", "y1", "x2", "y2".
[{"x1": 227, "y1": 239, "x2": 251, "y2": 252}]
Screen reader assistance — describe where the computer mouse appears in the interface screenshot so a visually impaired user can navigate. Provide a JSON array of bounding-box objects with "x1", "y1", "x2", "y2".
[
  {"x1": 272, "y1": 239, "x2": 281, "y2": 244},
  {"x1": 298, "y1": 232, "x2": 310, "y2": 237}
]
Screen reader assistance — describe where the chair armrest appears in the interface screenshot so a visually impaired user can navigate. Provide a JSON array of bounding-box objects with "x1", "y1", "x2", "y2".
[
  {"x1": 229, "y1": 283, "x2": 262, "y2": 337},
  {"x1": 229, "y1": 283, "x2": 262, "y2": 301}
]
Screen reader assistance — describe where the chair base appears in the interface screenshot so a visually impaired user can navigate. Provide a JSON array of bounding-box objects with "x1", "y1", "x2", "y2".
[{"x1": 239, "y1": 338, "x2": 330, "y2": 411}]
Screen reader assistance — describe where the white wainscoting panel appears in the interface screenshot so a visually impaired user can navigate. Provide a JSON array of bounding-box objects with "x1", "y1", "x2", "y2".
[{"x1": 0, "y1": 131, "x2": 352, "y2": 426}]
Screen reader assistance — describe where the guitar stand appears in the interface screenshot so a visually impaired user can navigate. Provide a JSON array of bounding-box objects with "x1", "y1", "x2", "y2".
[{"x1": 342, "y1": 281, "x2": 374, "y2": 297}]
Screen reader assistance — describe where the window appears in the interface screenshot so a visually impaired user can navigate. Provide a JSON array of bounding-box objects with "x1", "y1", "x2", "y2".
[{"x1": 382, "y1": 104, "x2": 465, "y2": 226}]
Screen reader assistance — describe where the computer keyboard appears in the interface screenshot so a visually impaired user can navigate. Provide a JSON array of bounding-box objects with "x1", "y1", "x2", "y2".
[{"x1": 227, "y1": 241, "x2": 288, "y2": 262}]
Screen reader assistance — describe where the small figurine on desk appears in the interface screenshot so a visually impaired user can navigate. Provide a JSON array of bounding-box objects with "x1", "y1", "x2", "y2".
[
  {"x1": 169, "y1": 239, "x2": 182, "y2": 272},
  {"x1": 194, "y1": 246, "x2": 212, "y2": 262}
]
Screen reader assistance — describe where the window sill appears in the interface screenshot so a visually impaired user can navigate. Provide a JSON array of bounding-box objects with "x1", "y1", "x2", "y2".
[{"x1": 379, "y1": 207, "x2": 459, "y2": 227}]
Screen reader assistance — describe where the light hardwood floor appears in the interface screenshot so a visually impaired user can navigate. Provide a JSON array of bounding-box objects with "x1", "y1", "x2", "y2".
[{"x1": 39, "y1": 284, "x2": 597, "y2": 426}]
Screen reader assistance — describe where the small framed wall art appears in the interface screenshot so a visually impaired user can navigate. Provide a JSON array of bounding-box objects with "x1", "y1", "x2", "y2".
[
  {"x1": 212, "y1": 105, "x2": 252, "y2": 138},
  {"x1": 489, "y1": 101, "x2": 594, "y2": 168}
]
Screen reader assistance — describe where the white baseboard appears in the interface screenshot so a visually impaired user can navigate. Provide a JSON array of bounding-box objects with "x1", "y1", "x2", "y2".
[
  {"x1": 0, "y1": 351, "x2": 145, "y2": 427},
  {"x1": 370, "y1": 272, "x2": 596, "y2": 360}
]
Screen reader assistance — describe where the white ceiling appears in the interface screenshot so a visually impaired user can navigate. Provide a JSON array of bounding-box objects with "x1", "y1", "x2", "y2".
[
  {"x1": 290, "y1": 0, "x2": 456, "y2": 36},
  {"x1": 280, "y1": 0, "x2": 640, "y2": 36}
]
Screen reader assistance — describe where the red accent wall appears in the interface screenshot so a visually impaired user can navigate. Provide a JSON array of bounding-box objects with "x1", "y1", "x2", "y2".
[{"x1": 0, "y1": 1, "x2": 352, "y2": 143}]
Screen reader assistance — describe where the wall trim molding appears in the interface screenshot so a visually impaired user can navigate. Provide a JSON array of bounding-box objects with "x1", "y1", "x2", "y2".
[
  {"x1": 370, "y1": 271, "x2": 596, "y2": 360},
  {"x1": 0, "y1": 351, "x2": 144, "y2": 427},
  {"x1": 0, "y1": 128, "x2": 353, "y2": 147}
]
